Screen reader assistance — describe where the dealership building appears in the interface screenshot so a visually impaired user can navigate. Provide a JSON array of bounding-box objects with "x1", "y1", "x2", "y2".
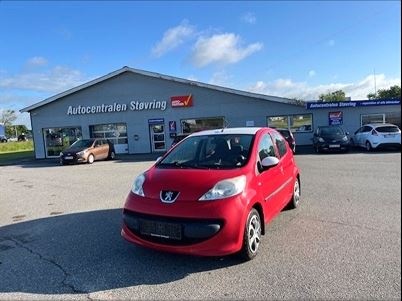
[{"x1": 21, "y1": 66, "x2": 401, "y2": 159}]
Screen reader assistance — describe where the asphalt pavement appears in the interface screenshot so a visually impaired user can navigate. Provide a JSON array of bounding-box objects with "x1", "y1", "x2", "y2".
[{"x1": 0, "y1": 150, "x2": 400, "y2": 300}]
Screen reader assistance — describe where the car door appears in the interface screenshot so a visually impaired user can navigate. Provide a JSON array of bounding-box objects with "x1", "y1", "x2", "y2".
[
  {"x1": 359, "y1": 126, "x2": 372, "y2": 146},
  {"x1": 93, "y1": 140, "x2": 105, "y2": 160},
  {"x1": 271, "y1": 131, "x2": 295, "y2": 208},
  {"x1": 255, "y1": 132, "x2": 286, "y2": 223}
]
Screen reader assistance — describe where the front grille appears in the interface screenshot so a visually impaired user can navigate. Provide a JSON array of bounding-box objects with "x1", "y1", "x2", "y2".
[{"x1": 123, "y1": 209, "x2": 223, "y2": 246}]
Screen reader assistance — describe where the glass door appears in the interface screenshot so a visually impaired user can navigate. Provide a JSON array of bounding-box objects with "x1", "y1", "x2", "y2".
[{"x1": 150, "y1": 124, "x2": 166, "y2": 152}]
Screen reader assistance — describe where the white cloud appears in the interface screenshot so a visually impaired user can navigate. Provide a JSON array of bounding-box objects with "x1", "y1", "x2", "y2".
[
  {"x1": 308, "y1": 70, "x2": 316, "y2": 77},
  {"x1": 241, "y1": 12, "x2": 256, "y2": 24},
  {"x1": 0, "y1": 66, "x2": 89, "y2": 93},
  {"x1": 191, "y1": 33, "x2": 263, "y2": 67},
  {"x1": 27, "y1": 56, "x2": 48, "y2": 67},
  {"x1": 152, "y1": 21, "x2": 195, "y2": 57},
  {"x1": 247, "y1": 74, "x2": 401, "y2": 101},
  {"x1": 209, "y1": 70, "x2": 232, "y2": 86}
]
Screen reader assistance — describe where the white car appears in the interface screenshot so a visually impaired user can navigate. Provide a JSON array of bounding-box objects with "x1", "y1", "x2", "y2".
[{"x1": 352, "y1": 123, "x2": 401, "y2": 151}]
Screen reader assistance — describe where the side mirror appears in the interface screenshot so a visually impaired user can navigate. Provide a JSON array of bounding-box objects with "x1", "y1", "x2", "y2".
[{"x1": 261, "y1": 156, "x2": 280, "y2": 169}]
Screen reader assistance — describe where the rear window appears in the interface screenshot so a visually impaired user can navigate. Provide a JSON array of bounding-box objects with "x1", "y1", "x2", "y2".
[{"x1": 375, "y1": 126, "x2": 400, "y2": 133}]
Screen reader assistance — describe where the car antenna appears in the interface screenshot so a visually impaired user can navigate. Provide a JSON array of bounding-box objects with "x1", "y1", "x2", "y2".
[{"x1": 221, "y1": 119, "x2": 229, "y2": 132}]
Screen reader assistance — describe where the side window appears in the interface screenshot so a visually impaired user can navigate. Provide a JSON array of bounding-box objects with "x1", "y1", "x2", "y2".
[
  {"x1": 363, "y1": 126, "x2": 372, "y2": 133},
  {"x1": 272, "y1": 132, "x2": 288, "y2": 158},
  {"x1": 257, "y1": 134, "x2": 276, "y2": 161}
]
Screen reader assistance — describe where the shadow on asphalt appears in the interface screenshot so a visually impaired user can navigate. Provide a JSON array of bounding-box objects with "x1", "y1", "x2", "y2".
[{"x1": 0, "y1": 209, "x2": 241, "y2": 295}]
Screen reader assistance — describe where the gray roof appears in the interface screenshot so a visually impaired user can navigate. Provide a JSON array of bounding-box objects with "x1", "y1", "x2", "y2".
[{"x1": 20, "y1": 66, "x2": 300, "y2": 113}]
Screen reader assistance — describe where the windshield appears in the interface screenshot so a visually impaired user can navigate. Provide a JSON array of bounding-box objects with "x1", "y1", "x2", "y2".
[
  {"x1": 70, "y1": 139, "x2": 94, "y2": 148},
  {"x1": 376, "y1": 126, "x2": 400, "y2": 133},
  {"x1": 320, "y1": 127, "x2": 345, "y2": 136},
  {"x1": 158, "y1": 134, "x2": 254, "y2": 169}
]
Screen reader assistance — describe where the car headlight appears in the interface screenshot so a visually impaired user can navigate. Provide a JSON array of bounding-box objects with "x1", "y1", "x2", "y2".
[
  {"x1": 342, "y1": 136, "x2": 349, "y2": 142},
  {"x1": 318, "y1": 137, "x2": 325, "y2": 142},
  {"x1": 77, "y1": 150, "x2": 86, "y2": 157},
  {"x1": 131, "y1": 173, "x2": 145, "y2": 197},
  {"x1": 199, "y1": 175, "x2": 246, "y2": 201}
]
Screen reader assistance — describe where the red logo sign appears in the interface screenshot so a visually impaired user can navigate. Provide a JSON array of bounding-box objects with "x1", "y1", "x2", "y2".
[{"x1": 171, "y1": 95, "x2": 193, "y2": 108}]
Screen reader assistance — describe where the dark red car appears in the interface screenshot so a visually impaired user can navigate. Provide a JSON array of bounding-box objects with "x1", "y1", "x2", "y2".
[{"x1": 122, "y1": 127, "x2": 301, "y2": 260}]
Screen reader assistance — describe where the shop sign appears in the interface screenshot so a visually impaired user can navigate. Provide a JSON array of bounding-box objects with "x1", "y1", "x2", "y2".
[
  {"x1": 329, "y1": 111, "x2": 343, "y2": 125},
  {"x1": 306, "y1": 99, "x2": 400, "y2": 110},
  {"x1": 148, "y1": 118, "x2": 165, "y2": 125},
  {"x1": 66, "y1": 100, "x2": 167, "y2": 115},
  {"x1": 171, "y1": 95, "x2": 193, "y2": 108},
  {"x1": 169, "y1": 121, "x2": 177, "y2": 132}
]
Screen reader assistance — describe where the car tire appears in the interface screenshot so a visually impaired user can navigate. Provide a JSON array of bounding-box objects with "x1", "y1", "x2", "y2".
[
  {"x1": 239, "y1": 208, "x2": 262, "y2": 261},
  {"x1": 87, "y1": 154, "x2": 95, "y2": 164},
  {"x1": 366, "y1": 141, "x2": 373, "y2": 152},
  {"x1": 287, "y1": 178, "x2": 301, "y2": 209}
]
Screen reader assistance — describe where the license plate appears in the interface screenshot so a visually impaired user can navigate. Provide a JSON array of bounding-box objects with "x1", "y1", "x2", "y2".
[
  {"x1": 64, "y1": 156, "x2": 73, "y2": 160},
  {"x1": 329, "y1": 144, "x2": 340, "y2": 148},
  {"x1": 140, "y1": 220, "x2": 182, "y2": 240}
]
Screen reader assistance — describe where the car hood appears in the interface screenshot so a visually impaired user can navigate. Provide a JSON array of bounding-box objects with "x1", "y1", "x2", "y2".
[
  {"x1": 63, "y1": 147, "x2": 88, "y2": 154},
  {"x1": 142, "y1": 167, "x2": 246, "y2": 202}
]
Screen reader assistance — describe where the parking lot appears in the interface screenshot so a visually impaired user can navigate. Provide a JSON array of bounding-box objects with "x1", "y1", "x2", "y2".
[{"x1": 0, "y1": 150, "x2": 401, "y2": 300}]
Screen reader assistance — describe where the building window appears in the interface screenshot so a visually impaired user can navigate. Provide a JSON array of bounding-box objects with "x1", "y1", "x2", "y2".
[
  {"x1": 267, "y1": 114, "x2": 313, "y2": 133},
  {"x1": 181, "y1": 117, "x2": 225, "y2": 134},
  {"x1": 43, "y1": 127, "x2": 82, "y2": 157},
  {"x1": 361, "y1": 112, "x2": 401, "y2": 128},
  {"x1": 89, "y1": 123, "x2": 128, "y2": 153}
]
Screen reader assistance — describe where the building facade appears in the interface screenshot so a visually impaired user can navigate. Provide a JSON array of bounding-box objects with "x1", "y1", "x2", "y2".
[{"x1": 21, "y1": 67, "x2": 401, "y2": 159}]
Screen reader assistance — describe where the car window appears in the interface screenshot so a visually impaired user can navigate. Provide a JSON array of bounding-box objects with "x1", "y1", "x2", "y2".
[
  {"x1": 257, "y1": 134, "x2": 276, "y2": 161},
  {"x1": 362, "y1": 126, "x2": 372, "y2": 133},
  {"x1": 272, "y1": 132, "x2": 288, "y2": 158},
  {"x1": 375, "y1": 126, "x2": 400, "y2": 133},
  {"x1": 158, "y1": 134, "x2": 254, "y2": 169}
]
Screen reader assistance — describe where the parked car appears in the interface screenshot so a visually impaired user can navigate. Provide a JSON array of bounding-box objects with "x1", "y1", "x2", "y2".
[
  {"x1": 0, "y1": 135, "x2": 7, "y2": 143},
  {"x1": 170, "y1": 133, "x2": 190, "y2": 148},
  {"x1": 60, "y1": 139, "x2": 115, "y2": 165},
  {"x1": 18, "y1": 133, "x2": 28, "y2": 141},
  {"x1": 351, "y1": 123, "x2": 401, "y2": 151},
  {"x1": 313, "y1": 126, "x2": 350, "y2": 153},
  {"x1": 122, "y1": 127, "x2": 301, "y2": 260},
  {"x1": 276, "y1": 128, "x2": 296, "y2": 153}
]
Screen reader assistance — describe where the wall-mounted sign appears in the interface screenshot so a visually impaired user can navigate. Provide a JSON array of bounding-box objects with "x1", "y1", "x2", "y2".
[
  {"x1": 148, "y1": 118, "x2": 165, "y2": 125},
  {"x1": 169, "y1": 121, "x2": 177, "y2": 132},
  {"x1": 306, "y1": 99, "x2": 400, "y2": 110},
  {"x1": 171, "y1": 95, "x2": 193, "y2": 108},
  {"x1": 329, "y1": 111, "x2": 343, "y2": 125},
  {"x1": 66, "y1": 100, "x2": 167, "y2": 115}
]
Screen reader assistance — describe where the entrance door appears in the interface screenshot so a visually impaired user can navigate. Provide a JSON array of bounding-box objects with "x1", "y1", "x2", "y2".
[{"x1": 150, "y1": 124, "x2": 166, "y2": 152}]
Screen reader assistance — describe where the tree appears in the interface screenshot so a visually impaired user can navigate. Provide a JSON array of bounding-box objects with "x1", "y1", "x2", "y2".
[
  {"x1": 5, "y1": 124, "x2": 29, "y2": 138},
  {"x1": 367, "y1": 85, "x2": 401, "y2": 100},
  {"x1": 290, "y1": 98, "x2": 305, "y2": 107},
  {"x1": 0, "y1": 109, "x2": 17, "y2": 126},
  {"x1": 318, "y1": 90, "x2": 348, "y2": 102}
]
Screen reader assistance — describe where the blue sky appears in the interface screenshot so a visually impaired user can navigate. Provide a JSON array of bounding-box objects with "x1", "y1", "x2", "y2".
[{"x1": 0, "y1": 1, "x2": 400, "y2": 127}]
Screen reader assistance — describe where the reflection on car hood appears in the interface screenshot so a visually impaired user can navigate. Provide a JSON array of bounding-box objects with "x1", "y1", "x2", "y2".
[
  {"x1": 143, "y1": 168, "x2": 246, "y2": 202},
  {"x1": 62, "y1": 147, "x2": 87, "y2": 154}
]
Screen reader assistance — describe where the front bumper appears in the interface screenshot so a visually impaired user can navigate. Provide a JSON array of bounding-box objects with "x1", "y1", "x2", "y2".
[
  {"x1": 60, "y1": 154, "x2": 86, "y2": 164},
  {"x1": 122, "y1": 192, "x2": 248, "y2": 256},
  {"x1": 316, "y1": 141, "x2": 350, "y2": 152}
]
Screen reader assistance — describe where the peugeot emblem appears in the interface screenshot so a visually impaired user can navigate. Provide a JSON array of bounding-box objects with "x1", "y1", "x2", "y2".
[{"x1": 160, "y1": 190, "x2": 180, "y2": 203}]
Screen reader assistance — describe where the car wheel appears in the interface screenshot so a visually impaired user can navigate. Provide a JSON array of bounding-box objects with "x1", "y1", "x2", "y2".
[
  {"x1": 87, "y1": 154, "x2": 95, "y2": 164},
  {"x1": 365, "y1": 141, "x2": 372, "y2": 152},
  {"x1": 109, "y1": 151, "x2": 115, "y2": 160},
  {"x1": 240, "y1": 208, "x2": 261, "y2": 261},
  {"x1": 288, "y1": 178, "x2": 301, "y2": 209}
]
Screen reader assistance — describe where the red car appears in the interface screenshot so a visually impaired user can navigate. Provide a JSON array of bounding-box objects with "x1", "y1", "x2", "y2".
[{"x1": 122, "y1": 127, "x2": 301, "y2": 260}]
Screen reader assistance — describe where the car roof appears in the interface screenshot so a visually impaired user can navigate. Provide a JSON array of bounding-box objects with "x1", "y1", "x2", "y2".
[
  {"x1": 190, "y1": 127, "x2": 263, "y2": 137},
  {"x1": 366, "y1": 123, "x2": 399, "y2": 128}
]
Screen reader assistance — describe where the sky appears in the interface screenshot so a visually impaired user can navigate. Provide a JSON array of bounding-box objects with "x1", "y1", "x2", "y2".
[{"x1": 0, "y1": 1, "x2": 401, "y2": 128}]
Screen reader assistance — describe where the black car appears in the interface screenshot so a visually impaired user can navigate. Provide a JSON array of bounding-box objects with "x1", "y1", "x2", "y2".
[
  {"x1": 313, "y1": 126, "x2": 350, "y2": 153},
  {"x1": 276, "y1": 128, "x2": 296, "y2": 153}
]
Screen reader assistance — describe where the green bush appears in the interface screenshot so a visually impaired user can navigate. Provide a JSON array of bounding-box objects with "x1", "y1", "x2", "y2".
[{"x1": 0, "y1": 140, "x2": 34, "y2": 153}]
